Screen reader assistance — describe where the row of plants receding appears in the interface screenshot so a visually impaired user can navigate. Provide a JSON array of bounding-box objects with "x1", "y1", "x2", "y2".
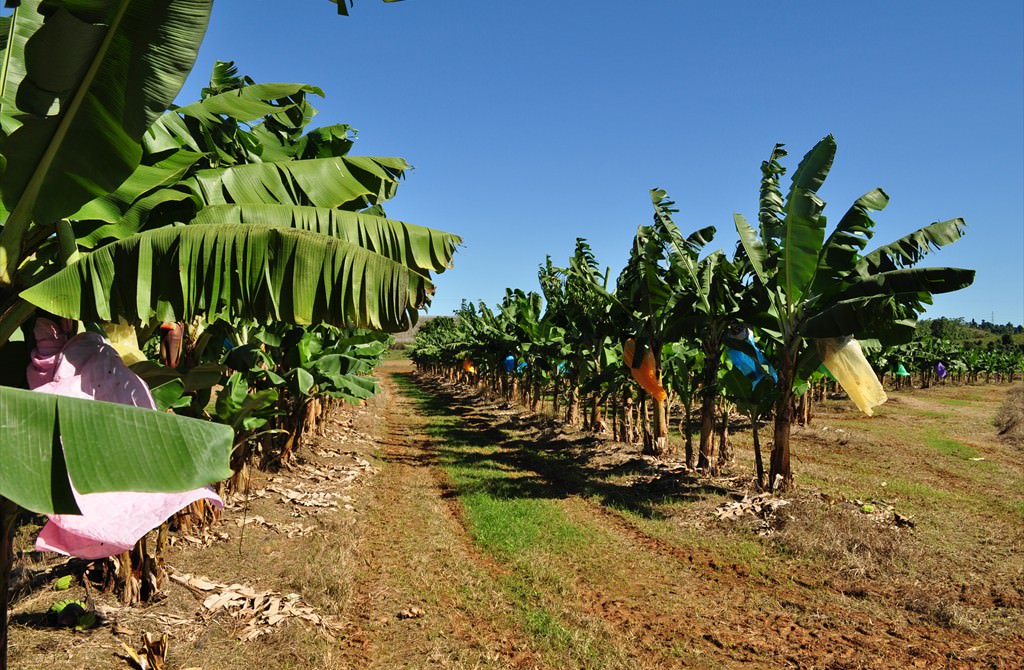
[
  {"x1": 410, "y1": 137, "x2": 984, "y2": 494},
  {"x1": 0, "y1": 3, "x2": 449, "y2": 667},
  {"x1": 872, "y1": 333, "x2": 1023, "y2": 389}
]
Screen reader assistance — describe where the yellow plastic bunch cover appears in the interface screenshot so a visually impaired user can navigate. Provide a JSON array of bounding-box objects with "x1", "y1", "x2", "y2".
[
  {"x1": 817, "y1": 337, "x2": 887, "y2": 416},
  {"x1": 103, "y1": 319, "x2": 148, "y2": 366}
]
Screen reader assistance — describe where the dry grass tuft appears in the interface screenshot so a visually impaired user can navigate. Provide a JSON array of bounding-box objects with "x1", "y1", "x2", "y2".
[
  {"x1": 900, "y1": 590, "x2": 986, "y2": 632},
  {"x1": 283, "y1": 516, "x2": 358, "y2": 615},
  {"x1": 770, "y1": 497, "x2": 913, "y2": 580},
  {"x1": 994, "y1": 384, "x2": 1024, "y2": 445}
]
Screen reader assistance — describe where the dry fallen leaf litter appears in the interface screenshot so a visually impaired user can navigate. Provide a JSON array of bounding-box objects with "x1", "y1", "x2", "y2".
[{"x1": 169, "y1": 570, "x2": 342, "y2": 641}]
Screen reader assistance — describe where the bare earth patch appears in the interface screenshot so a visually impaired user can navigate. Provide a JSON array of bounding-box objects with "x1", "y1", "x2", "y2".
[{"x1": 6, "y1": 365, "x2": 1023, "y2": 669}]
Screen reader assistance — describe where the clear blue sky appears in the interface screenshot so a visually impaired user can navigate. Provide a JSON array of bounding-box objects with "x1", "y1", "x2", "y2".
[{"x1": 180, "y1": 0, "x2": 1024, "y2": 326}]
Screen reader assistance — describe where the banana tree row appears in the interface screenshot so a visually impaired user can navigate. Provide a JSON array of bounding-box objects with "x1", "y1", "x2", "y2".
[
  {"x1": 413, "y1": 136, "x2": 975, "y2": 494},
  {"x1": 872, "y1": 336, "x2": 1023, "y2": 388},
  {"x1": 0, "y1": 3, "x2": 455, "y2": 664}
]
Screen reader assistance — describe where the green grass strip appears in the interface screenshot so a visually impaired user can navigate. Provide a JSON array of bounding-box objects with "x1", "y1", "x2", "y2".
[{"x1": 392, "y1": 373, "x2": 624, "y2": 668}]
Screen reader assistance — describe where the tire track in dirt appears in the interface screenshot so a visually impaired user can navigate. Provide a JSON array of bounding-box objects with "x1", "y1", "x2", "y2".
[
  {"x1": 407, "y1": 369, "x2": 1024, "y2": 669},
  {"x1": 336, "y1": 363, "x2": 542, "y2": 670}
]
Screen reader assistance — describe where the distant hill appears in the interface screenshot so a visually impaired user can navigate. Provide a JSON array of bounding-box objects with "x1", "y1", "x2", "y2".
[{"x1": 391, "y1": 315, "x2": 436, "y2": 346}]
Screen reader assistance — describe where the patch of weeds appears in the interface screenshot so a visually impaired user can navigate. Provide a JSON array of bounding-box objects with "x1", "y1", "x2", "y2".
[
  {"x1": 925, "y1": 435, "x2": 980, "y2": 459},
  {"x1": 883, "y1": 478, "x2": 951, "y2": 502},
  {"x1": 902, "y1": 590, "x2": 984, "y2": 633},
  {"x1": 462, "y1": 492, "x2": 590, "y2": 559},
  {"x1": 1014, "y1": 500, "x2": 1024, "y2": 520},
  {"x1": 285, "y1": 517, "x2": 354, "y2": 614},
  {"x1": 519, "y1": 601, "x2": 575, "y2": 651},
  {"x1": 933, "y1": 397, "x2": 972, "y2": 407},
  {"x1": 732, "y1": 539, "x2": 765, "y2": 564}
]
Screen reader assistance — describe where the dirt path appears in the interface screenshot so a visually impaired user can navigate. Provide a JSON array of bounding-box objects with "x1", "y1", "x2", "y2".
[
  {"x1": 371, "y1": 362, "x2": 1023, "y2": 669},
  {"x1": 8, "y1": 361, "x2": 1021, "y2": 669},
  {"x1": 334, "y1": 361, "x2": 541, "y2": 669}
]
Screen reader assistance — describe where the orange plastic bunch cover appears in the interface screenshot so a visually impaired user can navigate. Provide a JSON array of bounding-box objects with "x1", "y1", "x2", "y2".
[{"x1": 623, "y1": 338, "x2": 667, "y2": 402}]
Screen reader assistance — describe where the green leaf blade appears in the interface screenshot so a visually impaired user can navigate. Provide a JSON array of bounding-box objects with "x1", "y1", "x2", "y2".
[{"x1": 58, "y1": 394, "x2": 233, "y2": 495}]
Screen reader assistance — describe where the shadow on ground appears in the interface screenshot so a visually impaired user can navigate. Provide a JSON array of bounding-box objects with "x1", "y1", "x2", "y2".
[{"x1": 391, "y1": 371, "x2": 732, "y2": 520}]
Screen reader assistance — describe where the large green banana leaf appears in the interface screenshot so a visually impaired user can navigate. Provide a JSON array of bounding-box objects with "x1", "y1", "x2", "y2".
[
  {"x1": 734, "y1": 212, "x2": 770, "y2": 288},
  {"x1": 67, "y1": 145, "x2": 403, "y2": 252},
  {"x1": 72, "y1": 188, "x2": 194, "y2": 248},
  {"x1": 815, "y1": 188, "x2": 888, "y2": 287},
  {"x1": 144, "y1": 82, "x2": 322, "y2": 157},
  {"x1": 0, "y1": 4, "x2": 44, "y2": 134},
  {"x1": 800, "y1": 267, "x2": 976, "y2": 340},
  {"x1": 20, "y1": 223, "x2": 433, "y2": 331},
  {"x1": 0, "y1": 385, "x2": 232, "y2": 515},
  {"x1": 191, "y1": 204, "x2": 460, "y2": 277},
  {"x1": 186, "y1": 155, "x2": 407, "y2": 210},
  {"x1": 800, "y1": 296, "x2": 924, "y2": 344},
  {"x1": 175, "y1": 83, "x2": 323, "y2": 125},
  {"x1": 857, "y1": 218, "x2": 967, "y2": 275},
  {"x1": 778, "y1": 135, "x2": 835, "y2": 306},
  {"x1": 0, "y1": 0, "x2": 212, "y2": 281},
  {"x1": 71, "y1": 150, "x2": 206, "y2": 226},
  {"x1": 829, "y1": 266, "x2": 975, "y2": 303}
]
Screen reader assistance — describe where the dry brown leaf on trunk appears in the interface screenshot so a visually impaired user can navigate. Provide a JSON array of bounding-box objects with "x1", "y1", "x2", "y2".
[{"x1": 119, "y1": 632, "x2": 168, "y2": 670}]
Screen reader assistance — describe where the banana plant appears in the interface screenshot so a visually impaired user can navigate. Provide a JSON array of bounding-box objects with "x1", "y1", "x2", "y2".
[
  {"x1": 733, "y1": 136, "x2": 975, "y2": 490},
  {"x1": 615, "y1": 190, "x2": 715, "y2": 455},
  {"x1": 560, "y1": 239, "x2": 616, "y2": 429},
  {"x1": 14, "y1": 61, "x2": 461, "y2": 335},
  {"x1": 719, "y1": 334, "x2": 778, "y2": 489},
  {"x1": 0, "y1": 3, "x2": 449, "y2": 666},
  {"x1": 0, "y1": 4, "x2": 225, "y2": 663},
  {"x1": 648, "y1": 191, "x2": 747, "y2": 471},
  {"x1": 661, "y1": 340, "x2": 702, "y2": 464}
]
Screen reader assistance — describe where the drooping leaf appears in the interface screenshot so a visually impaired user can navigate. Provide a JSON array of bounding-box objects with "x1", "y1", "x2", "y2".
[
  {"x1": 829, "y1": 266, "x2": 975, "y2": 303},
  {"x1": 71, "y1": 150, "x2": 206, "y2": 225},
  {"x1": 858, "y1": 218, "x2": 967, "y2": 275},
  {"x1": 0, "y1": 384, "x2": 232, "y2": 515},
  {"x1": 185, "y1": 155, "x2": 408, "y2": 212},
  {"x1": 175, "y1": 82, "x2": 323, "y2": 125},
  {"x1": 190, "y1": 204, "x2": 461, "y2": 276},
  {"x1": 20, "y1": 223, "x2": 433, "y2": 332},
  {"x1": 801, "y1": 267, "x2": 976, "y2": 341}
]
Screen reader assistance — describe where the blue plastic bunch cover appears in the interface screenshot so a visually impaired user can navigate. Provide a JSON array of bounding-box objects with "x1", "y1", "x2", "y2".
[{"x1": 726, "y1": 332, "x2": 777, "y2": 389}]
